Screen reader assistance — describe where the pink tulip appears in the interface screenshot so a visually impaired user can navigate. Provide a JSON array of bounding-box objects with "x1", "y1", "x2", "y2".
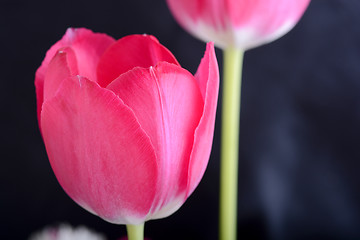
[
  {"x1": 166, "y1": 0, "x2": 311, "y2": 49},
  {"x1": 35, "y1": 28, "x2": 219, "y2": 225}
]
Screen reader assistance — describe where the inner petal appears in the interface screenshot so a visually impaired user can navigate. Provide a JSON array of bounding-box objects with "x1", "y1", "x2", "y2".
[{"x1": 97, "y1": 35, "x2": 180, "y2": 88}]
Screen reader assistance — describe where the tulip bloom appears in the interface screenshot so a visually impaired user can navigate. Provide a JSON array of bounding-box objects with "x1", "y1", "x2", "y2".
[
  {"x1": 166, "y1": 1, "x2": 311, "y2": 240},
  {"x1": 166, "y1": 0, "x2": 311, "y2": 50},
  {"x1": 35, "y1": 28, "x2": 219, "y2": 225}
]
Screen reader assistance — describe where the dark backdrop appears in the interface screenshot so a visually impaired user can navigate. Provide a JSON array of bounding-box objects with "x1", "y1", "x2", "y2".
[{"x1": 1, "y1": 0, "x2": 360, "y2": 239}]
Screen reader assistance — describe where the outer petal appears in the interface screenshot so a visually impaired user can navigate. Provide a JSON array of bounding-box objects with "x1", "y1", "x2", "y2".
[
  {"x1": 186, "y1": 42, "x2": 219, "y2": 197},
  {"x1": 41, "y1": 76, "x2": 158, "y2": 225},
  {"x1": 166, "y1": 0, "x2": 226, "y2": 28},
  {"x1": 43, "y1": 47, "x2": 78, "y2": 103},
  {"x1": 107, "y1": 63, "x2": 204, "y2": 219},
  {"x1": 227, "y1": 0, "x2": 311, "y2": 32},
  {"x1": 97, "y1": 35, "x2": 180, "y2": 88},
  {"x1": 227, "y1": 0, "x2": 311, "y2": 49},
  {"x1": 166, "y1": 0, "x2": 200, "y2": 28},
  {"x1": 35, "y1": 28, "x2": 115, "y2": 121},
  {"x1": 166, "y1": 0, "x2": 225, "y2": 42}
]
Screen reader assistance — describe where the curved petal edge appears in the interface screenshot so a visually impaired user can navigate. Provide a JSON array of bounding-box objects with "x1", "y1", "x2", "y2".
[{"x1": 186, "y1": 42, "x2": 219, "y2": 197}]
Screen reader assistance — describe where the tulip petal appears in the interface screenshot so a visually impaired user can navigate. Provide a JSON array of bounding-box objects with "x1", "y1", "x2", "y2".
[
  {"x1": 64, "y1": 28, "x2": 115, "y2": 81},
  {"x1": 43, "y1": 47, "x2": 78, "y2": 102},
  {"x1": 226, "y1": 0, "x2": 311, "y2": 31},
  {"x1": 97, "y1": 35, "x2": 180, "y2": 88},
  {"x1": 187, "y1": 42, "x2": 219, "y2": 196},
  {"x1": 41, "y1": 76, "x2": 158, "y2": 224},
  {"x1": 107, "y1": 63, "x2": 203, "y2": 217},
  {"x1": 166, "y1": 0, "x2": 200, "y2": 26},
  {"x1": 35, "y1": 28, "x2": 115, "y2": 122},
  {"x1": 226, "y1": 0, "x2": 311, "y2": 48}
]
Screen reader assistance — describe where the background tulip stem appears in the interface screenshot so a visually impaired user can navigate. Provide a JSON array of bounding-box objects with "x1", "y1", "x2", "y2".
[
  {"x1": 219, "y1": 47, "x2": 244, "y2": 240},
  {"x1": 126, "y1": 223, "x2": 145, "y2": 240}
]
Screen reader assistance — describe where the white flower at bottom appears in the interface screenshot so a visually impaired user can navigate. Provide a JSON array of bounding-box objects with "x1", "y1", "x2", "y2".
[{"x1": 28, "y1": 224, "x2": 106, "y2": 240}]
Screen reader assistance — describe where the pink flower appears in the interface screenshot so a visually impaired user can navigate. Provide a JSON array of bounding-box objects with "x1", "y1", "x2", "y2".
[
  {"x1": 166, "y1": 0, "x2": 311, "y2": 49},
  {"x1": 35, "y1": 28, "x2": 219, "y2": 224}
]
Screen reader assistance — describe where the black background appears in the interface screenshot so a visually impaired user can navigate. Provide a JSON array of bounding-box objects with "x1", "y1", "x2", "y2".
[{"x1": 2, "y1": 0, "x2": 360, "y2": 239}]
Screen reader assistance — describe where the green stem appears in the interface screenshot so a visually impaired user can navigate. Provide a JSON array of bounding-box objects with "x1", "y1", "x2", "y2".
[
  {"x1": 219, "y1": 47, "x2": 244, "y2": 240},
  {"x1": 126, "y1": 223, "x2": 144, "y2": 240}
]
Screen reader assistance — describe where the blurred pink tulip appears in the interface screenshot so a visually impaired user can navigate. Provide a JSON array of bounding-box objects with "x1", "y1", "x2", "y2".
[
  {"x1": 166, "y1": 0, "x2": 311, "y2": 49},
  {"x1": 35, "y1": 28, "x2": 219, "y2": 225}
]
